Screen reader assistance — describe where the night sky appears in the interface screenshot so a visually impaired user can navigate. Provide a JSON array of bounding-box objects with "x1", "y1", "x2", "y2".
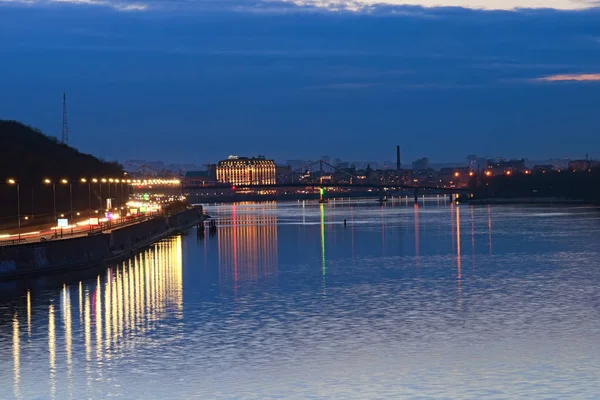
[{"x1": 1, "y1": 1, "x2": 600, "y2": 164}]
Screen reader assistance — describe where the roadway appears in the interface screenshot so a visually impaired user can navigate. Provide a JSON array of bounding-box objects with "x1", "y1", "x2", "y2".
[{"x1": 0, "y1": 213, "x2": 162, "y2": 246}]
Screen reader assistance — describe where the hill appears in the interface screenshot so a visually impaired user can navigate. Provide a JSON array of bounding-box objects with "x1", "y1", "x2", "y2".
[
  {"x1": 0, "y1": 120, "x2": 125, "y2": 223},
  {"x1": 0, "y1": 120, "x2": 123, "y2": 183}
]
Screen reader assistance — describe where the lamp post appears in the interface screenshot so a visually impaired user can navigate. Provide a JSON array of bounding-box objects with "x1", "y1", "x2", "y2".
[
  {"x1": 115, "y1": 179, "x2": 121, "y2": 207},
  {"x1": 92, "y1": 178, "x2": 99, "y2": 213},
  {"x1": 126, "y1": 179, "x2": 131, "y2": 204},
  {"x1": 7, "y1": 179, "x2": 20, "y2": 240},
  {"x1": 81, "y1": 178, "x2": 91, "y2": 219},
  {"x1": 101, "y1": 178, "x2": 106, "y2": 210},
  {"x1": 108, "y1": 178, "x2": 114, "y2": 207},
  {"x1": 44, "y1": 179, "x2": 57, "y2": 222},
  {"x1": 61, "y1": 179, "x2": 72, "y2": 221}
]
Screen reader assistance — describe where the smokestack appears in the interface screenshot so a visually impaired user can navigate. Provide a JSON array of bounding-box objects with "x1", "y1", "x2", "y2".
[{"x1": 396, "y1": 145, "x2": 401, "y2": 171}]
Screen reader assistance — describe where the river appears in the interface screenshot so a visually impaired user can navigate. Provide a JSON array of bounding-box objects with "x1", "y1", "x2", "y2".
[{"x1": 1, "y1": 200, "x2": 600, "y2": 399}]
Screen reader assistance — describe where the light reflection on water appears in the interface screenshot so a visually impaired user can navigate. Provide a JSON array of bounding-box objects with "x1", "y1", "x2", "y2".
[{"x1": 1, "y1": 202, "x2": 600, "y2": 398}]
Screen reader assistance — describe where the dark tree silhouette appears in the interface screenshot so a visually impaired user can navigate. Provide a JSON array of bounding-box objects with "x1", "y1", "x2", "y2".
[{"x1": 0, "y1": 120, "x2": 126, "y2": 224}]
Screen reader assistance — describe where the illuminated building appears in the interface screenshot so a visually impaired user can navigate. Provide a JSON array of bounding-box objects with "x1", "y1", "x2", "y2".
[{"x1": 216, "y1": 155, "x2": 276, "y2": 186}]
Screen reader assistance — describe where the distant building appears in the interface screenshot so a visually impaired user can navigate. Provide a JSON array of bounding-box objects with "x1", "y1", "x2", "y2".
[
  {"x1": 439, "y1": 167, "x2": 472, "y2": 188},
  {"x1": 568, "y1": 159, "x2": 600, "y2": 171},
  {"x1": 412, "y1": 157, "x2": 430, "y2": 170},
  {"x1": 216, "y1": 155, "x2": 276, "y2": 185},
  {"x1": 487, "y1": 159, "x2": 526, "y2": 174},
  {"x1": 183, "y1": 170, "x2": 214, "y2": 187},
  {"x1": 533, "y1": 164, "x2": 555, "y2": 173},
  {"x1": 275, "y1": 165, "x2": 292, "y2": 183},
  {"x1": 466, "y1": 155, "x2": 478, "y2": 171}
]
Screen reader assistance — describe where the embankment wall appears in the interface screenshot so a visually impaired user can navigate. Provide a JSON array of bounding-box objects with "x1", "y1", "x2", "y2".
[{"x1": 0, "y1": 207, "x2": 203, "y2": 279}]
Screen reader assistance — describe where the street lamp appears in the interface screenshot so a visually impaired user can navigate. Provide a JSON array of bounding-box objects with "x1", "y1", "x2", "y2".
[
  {"x1": 108, "y1": 178, "x2": 113, "y2": 206},
  {"x1": 115, "y1": 179, "x2": 121, "y2": 207},
  {"x1": 81, "y1": 178, "x2": 91, "y2": 219},
  {"x1": 7, "y1": 179, "x2": 20, "y2": 240},
  {"x1": 61, "y1": 179, "x2": 73, "y2": 221},
  {"x1": 44, "y1": 179, "x2": 57, "y2": 222},
  {"x1": 100, "y1": 178, "x2": 107, "y2": 210}
]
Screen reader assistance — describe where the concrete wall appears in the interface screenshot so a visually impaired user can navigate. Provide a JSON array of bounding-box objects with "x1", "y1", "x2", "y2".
[
  {"x1": 166, "y1": 207, "x2": 203, "y2": 229},
  {"x1": 0, "y1": 234, "x2": 110, "y2": 276},
  {"x1": 109, "y1": 217, "x2": 169, "y2": 251}
]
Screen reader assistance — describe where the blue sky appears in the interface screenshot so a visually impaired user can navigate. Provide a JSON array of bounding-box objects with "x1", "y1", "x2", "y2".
[{"x1": 1, "y1": 1, "x2": 600, "y2": 164}]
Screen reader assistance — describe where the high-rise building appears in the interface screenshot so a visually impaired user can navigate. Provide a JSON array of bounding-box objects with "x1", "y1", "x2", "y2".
[{"x1": 216, "y1": 155, "x2": 276, "y2": 185}]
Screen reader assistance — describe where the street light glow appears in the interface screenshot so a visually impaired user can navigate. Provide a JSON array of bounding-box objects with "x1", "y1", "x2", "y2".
[
  {"x1": 44, "y1": 179, "x2": 51, "y2": 184},
  {"x1": 7, "y1": 179, "x2": 16, "y2": 184},
  {"x1": 101, "y1": 178, "x2": 107, "y2": 183},
  {"x1": 61, "y1": 179, "x2": 68, "y2": 184},
  {"x1": 80, "y1": 178, "x2": 87, "y2": 183}
]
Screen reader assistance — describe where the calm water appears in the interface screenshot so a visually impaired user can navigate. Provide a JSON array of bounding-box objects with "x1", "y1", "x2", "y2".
[{"x1": 1, "y1": 200, "x2": 600, "y2": 399}]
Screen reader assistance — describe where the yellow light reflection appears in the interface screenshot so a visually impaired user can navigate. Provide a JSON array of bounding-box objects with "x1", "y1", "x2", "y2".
[
  {"x1": 49, "y1": 304, "x2": 56, "y2": 399},
  {"x1": 123, "y1": 265, "x2": 130, "y2": 336},
  {"x1": 26, "y1": 291, "x2": 31, "y2": 337},
  {"x1": 84, "y1": 288, "x2": 92, "y2": 389},
  {"x1": 62, "y1": 285, "x2": 73, "y2": 395},
  {"x1": 13, "y1": 312, "x2": 20, "y2": 400},
  {"x1": 95, "y1": 275, "x2": 103, "y2": 370},
  {"x1": 128, "y1": 260, "x2": 136, "y2": 331},
  {"x1": 78, "y1": 281, "x2": 83, "y2": 325},
  {"x1": 104, "y1": 271, "x2": 112, "y2": 352},
  {"x1": 174, "y1": 235, "x2": 184, "y2": 318}
]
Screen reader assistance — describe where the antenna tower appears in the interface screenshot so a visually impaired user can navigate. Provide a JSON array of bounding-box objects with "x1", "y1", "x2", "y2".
[{"x1": 61, "y1": 90, "x2": 69, "y2": 145}]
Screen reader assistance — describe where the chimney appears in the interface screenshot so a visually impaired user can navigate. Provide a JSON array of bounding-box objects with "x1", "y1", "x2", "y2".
[{"x1": 396, "y1": 145, "x2": 401, "y2": 171}]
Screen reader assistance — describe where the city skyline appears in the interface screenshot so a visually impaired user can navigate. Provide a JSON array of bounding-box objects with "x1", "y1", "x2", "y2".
[{"x1": 2, "y1": 2, "x2": 600, "y2": 164}]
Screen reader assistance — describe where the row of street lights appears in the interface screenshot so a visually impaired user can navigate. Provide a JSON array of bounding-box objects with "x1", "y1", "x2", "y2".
[{"x1": 5, "y1": 177, "x2": 131, "y2": 239}]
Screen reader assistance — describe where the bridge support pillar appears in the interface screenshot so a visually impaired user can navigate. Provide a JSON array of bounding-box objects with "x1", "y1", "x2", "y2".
[{"x1": 414, "y1": 188, "x2": 419, "y2": 205}]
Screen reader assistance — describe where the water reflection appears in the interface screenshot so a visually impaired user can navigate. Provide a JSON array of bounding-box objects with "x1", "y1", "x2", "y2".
[
  {"x1": 488, "y1": 205, "x2": 493, "y2": 255},
  {"x1": 321, "y1": 204, "x2": 327, "y2": 295},
  {"x1": 217, "y1": 204, "x2": 279, "y2": 284},
  {"x1": 413, "y1": 204, "x2": 420, "y2": 267},
  {"x1": 455, "y1": 205, "x2": 462, "y2": 307},
  {"x1": 12, "y1": 312, "x2": 19, "y2": 400},
  {"x1": 48, "y1": 303, "x2": 55, "y2": 399},
  {"x1": 61, "y1": 285, "x2": 73, "y2": 396},
  {"x1": 7, "y1": 236, "x2": 183, "y2": 398},
  {"x1": 26, "y1": 291, "x2": 31, "y2": 338},
  {"x1": 3, "y1": 202, "x2": 600, "y2": 399}
]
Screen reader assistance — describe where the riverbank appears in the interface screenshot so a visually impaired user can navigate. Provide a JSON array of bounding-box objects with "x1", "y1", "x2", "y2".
[{"x1": 0, "y1": 207, "x2": 204, "y2": 281}]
